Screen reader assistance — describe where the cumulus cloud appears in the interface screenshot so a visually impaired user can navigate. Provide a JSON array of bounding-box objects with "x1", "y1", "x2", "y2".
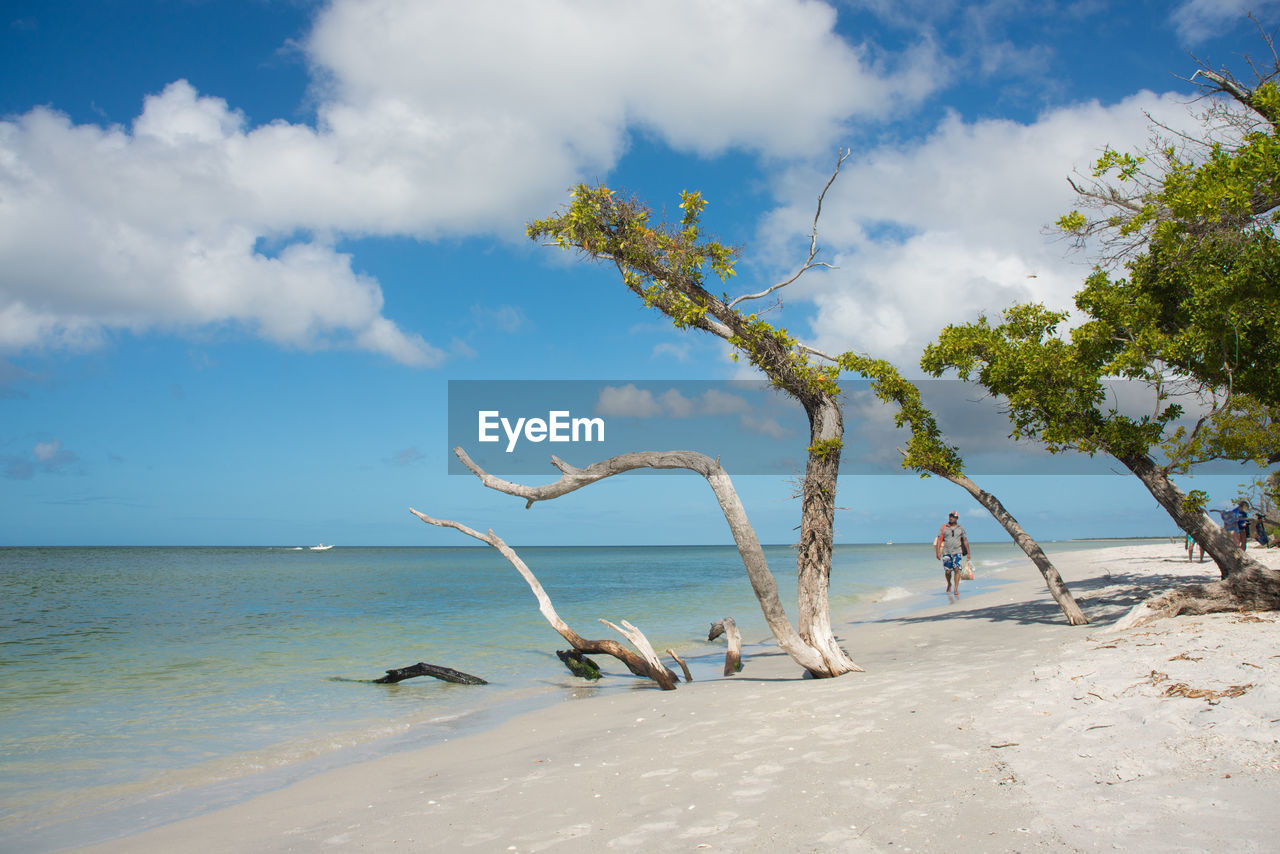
[
  {"x1": 0, "y1": 0, "x2": 941, "y2": 362},
  {"x1": 0, "y1": 84, "x2": 444, "y2": 365},
  {"x1": 652, "y1": 341, "x2": 692, "y2": 361},
  {"x1": 759, "y1": 91, "x2": 1203, "y2": 365}
]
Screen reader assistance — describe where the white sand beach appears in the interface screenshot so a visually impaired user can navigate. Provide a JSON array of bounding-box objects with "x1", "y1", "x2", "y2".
[{"x1": 74, "y1": 542, "x2": 1280, "y2": 853}]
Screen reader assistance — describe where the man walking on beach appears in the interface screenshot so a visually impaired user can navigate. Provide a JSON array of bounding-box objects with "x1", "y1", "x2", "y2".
[{"x1": 935, "y1": 511, "x2": 970, "y2": 595}]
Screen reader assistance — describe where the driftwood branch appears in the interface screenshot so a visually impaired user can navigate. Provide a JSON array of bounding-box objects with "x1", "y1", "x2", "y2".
[
  {"x1": 452, "y1": 447, "x2": 857, "y2": 674},
  {"x1": 667, "y1": 648, "x2": 693, "y2": 683},
  {"x1": 374, "y1": 662, "x2": 488, "y2": 685},
  {"x1": 729, "y1": 149, "x2": 849, "y2": 309},
  {"x1": 709, "y1": 618, "x2": 744, "y2": 675},
  {"x1": 409, "y1": 508, "x2": 678, "y2": 689},
  {"x1": 600, "y1": 618, "x2": 672, "y2": 686}
]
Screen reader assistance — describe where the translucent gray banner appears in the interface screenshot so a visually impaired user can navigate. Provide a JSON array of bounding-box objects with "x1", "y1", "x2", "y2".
[{"x1": 447, "y1": 379, "x2": 1244, "y2": 476}]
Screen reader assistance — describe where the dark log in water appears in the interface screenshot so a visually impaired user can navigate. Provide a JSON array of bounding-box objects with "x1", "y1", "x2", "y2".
[
  {"x1": 557, "y1": 649, "x2": 603, "y2": 680},
  {"x1": 374, "y1": 662, "x2": 488, "y2": 685}
]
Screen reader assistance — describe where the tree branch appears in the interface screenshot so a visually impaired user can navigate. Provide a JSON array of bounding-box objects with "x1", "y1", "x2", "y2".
[
  {"x1": 729, "y1": 149, "x2": 849, "y2": 309},
  {"x1": 408, "y1": 507, "x2": 679, "y2": 688},
  {"x1": 450, "y1": 446, "x2": 854, "y2": 674}
]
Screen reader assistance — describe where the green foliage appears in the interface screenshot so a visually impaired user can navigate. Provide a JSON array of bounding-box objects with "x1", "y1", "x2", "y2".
[
  {"x1": 807, "y1": 437, "x2": 844, "y2": 459},
  {"x1": 837, "y1": 354, "x2": 964, "y2": 478},
  {"x1": 530, "y1": 184, "x2": 861, "y2": 428},
  {"x1": 1058, "y1": 78, "x2": 1280, "y2": 411},
  {"x1": 921, "y1": 303, "x2": 1177, "y2": 461},
  {"x1": 1160, "y1": 394, "x2": 1280, "y2": 472},
  {"x1": 1056, "y1": 210, "x2": 1088, "y2": 235},
  {"x1": 1182, "y1": 489, "x2": 1210, "y2": 515},
  {"x1": 973, "y1": 69, "x2": 1280, "y2": 473}
]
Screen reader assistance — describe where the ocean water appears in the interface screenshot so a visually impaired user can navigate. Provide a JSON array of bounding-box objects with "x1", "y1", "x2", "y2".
[{"x1": 0, "y1": 540, "x2": 1154, "y2": 851}]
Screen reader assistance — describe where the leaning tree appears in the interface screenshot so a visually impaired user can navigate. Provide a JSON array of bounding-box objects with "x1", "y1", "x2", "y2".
[
  {"x1": 997, "y1": 44, "x2": 1280, "y2": 619},
  {"x1": 517, "y1": 163, "x2": 864, "y2": 677},
  {"x1": 841, "y1": 354, "x2": 1089, "y2": 624},
  {"x1": 922, "y1": 302, "x2": 1280, "y2": 620}
]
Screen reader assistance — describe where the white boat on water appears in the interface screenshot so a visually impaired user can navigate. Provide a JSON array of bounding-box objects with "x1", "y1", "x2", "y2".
[{"x1": 309, "y1": 543, "x2": 334, "y2": 551}]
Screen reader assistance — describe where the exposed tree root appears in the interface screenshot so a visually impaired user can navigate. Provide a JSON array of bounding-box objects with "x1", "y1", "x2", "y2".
[{"x1": 1112, "y1": 567, "x2": 1280, "y2": 630}]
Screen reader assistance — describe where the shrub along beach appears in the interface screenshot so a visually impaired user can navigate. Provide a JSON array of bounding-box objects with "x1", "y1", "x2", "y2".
[{"x1": 62, "y1": 541, "x2": 1280, "y2": 853}]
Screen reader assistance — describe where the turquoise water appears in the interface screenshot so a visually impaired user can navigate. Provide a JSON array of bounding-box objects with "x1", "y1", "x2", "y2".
[{"x1": 0, "y1": 540, "x2": 1153, "y2": 850}]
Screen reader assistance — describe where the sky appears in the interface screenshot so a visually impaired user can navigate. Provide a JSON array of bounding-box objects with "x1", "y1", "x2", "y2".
[{"x1": 1, "y1": 0, "x2": 1275, "y2": 547}]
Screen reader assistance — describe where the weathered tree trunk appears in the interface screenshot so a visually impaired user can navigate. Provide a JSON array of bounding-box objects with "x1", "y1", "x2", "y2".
[
  {"x1": 708, "y1": 618, "x2": 743, "y2": 675},
  {"x1": 794, "y1": 397, "x2": 860, "y2": 676},
  {"x1": 1109, "y1": 451, "x2": 1280, "y2": 624},
  {"x1": 373, "y1": 662, "x2": 488, "y2": 685},
  {"x1": 938, "y1": 470, "x2": 1089, "y2": 625},
  {"x1": 1119, "y1": 452, "x2": 1269, "y2": 578},
  {"x1": 409, "y1": 508, "x2": 679, "y2": 689}
]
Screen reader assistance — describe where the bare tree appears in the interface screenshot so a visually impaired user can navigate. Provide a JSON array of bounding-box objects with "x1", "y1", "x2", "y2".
[{"x1": 448, "y1": 447, "x2": 861, "y2": 675}]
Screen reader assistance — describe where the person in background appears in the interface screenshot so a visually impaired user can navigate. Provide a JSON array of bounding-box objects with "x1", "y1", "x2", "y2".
[
  {"x1": 1185, "y1": 531, "x2": 1204, "y2": 562},
  {"x1": 934, "y1": 511, "x2": 970, "y2": 596},
  {"x1": 1216, "y1": 500, "x2": 1251, "y2": 550},
  {"x1": 1253, "y1": 510, "x2": 1271, "y2": 547}
]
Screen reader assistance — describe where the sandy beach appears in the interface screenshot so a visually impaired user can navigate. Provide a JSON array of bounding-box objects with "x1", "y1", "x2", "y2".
[{"x1": 72, "y1": 542, "x2": 1280, "y2": 853}]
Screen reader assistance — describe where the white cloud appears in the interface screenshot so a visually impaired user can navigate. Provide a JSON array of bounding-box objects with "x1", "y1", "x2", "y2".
[
  {"x1": 306, "y1": 0, "x2": 940, "y2": 162},
  {"x1": 700, "y1": 388, "x2": 754, "y2": 416},
  {"x1": 740, "y1": 412, "x2": 793, "y2": 440},
  {"x1": 5, "y1": 436, "x2": 80, "y2": 479},
  {"x1": 658, "y1": 389, "x2": 697, "y2": 419},
  {"x1": 0, "y1": 86, "x2": 443, "y2": 365},
  {"x1": 596, "y1": 384, "x2": 664, "y2": 417},
  {"x1": 0, "y1": 0, "x2": 941, "y2": 361},
  {"x1": 471, "y1": 304, "x2": 527, "y2": 334},
  {"x1": 759, "y1": 90, "x2": 1203, "y2": 366},
  {"x1": 652, "y1": 341, "x2": 692, "y2": 361},
  {"x1": 592, "y1": 384, "x2": 792, "y2": 439},
  {"x1": 1170, "y1": 0, "x2": 1280, "y2": 44},
  {"x1": 33, "y1": 438, "x2": 62, "y2": 462}
]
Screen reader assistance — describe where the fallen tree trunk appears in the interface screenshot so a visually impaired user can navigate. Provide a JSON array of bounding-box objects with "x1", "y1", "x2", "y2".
[
  {"x1": 409, "y1": 508, "x2": 679, "y2": 689},
  {"x1": 708, "y1": 618, "x2": 743, "y2": 675},
  {"x1": 374, "y1": 662, "x2": 488, "y2": 685}
]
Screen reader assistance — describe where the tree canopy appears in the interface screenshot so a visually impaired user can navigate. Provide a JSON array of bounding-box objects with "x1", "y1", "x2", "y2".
[
  {"x1": 923, "y1": 54, "x2": 1280, "y2": 586},
  {"x1": 1058, "y1": 64, "x2": 1280, "y2": 413}
]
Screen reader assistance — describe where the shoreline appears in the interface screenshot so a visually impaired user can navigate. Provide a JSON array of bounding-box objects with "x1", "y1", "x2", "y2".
[{"x1": 64, "y1": 541, "x2": 1280, "y2": 852}]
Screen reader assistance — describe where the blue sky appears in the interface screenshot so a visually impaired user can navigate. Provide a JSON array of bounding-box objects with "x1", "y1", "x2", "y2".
[{"x1": 1, "y1": 0, "x2": 1274, "y2": 546}]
